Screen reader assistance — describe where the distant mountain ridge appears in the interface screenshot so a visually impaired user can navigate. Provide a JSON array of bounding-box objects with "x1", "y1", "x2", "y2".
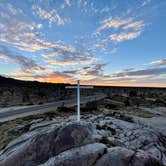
[
  {"x1": 0, "y1": 75, "x2": 36, "y2": 86},
  {"x1": 0, "y1": 75, "x2": 68, "y2": 87},
  {"x1": 0, "y1": 75, "x2": 72, "y2": 107}
]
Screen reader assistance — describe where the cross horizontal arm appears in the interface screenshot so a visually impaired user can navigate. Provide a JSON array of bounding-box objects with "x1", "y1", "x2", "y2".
[
  {"x1": 80, "y1": 86, "x2": 94, "y2": 89},
  {"x1": 65, "y1": 86, "x2": 77, "y2": 89},
  {"x1": 65, "y1": 86, "x2": 93, "y2": 89}
]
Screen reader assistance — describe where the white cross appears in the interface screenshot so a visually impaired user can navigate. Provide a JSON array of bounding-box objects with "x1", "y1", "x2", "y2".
[{"x1": 65, "y1": 80, "x2": 93, "y2": 122}]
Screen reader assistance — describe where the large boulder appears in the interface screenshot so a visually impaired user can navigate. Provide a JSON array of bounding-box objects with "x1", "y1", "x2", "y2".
[
  {"x1": 0, "y1": 122, "x2": 96, "y2": 166},
  {"x1": 95, "y1": 147, "x2": 165, "y2": 166},
  {"x1": 95, "y1": 147, "x2": 134, "y2": 166},
  {"x1": 131, "y1": 150, "x2": 165, "y2": 166},
  {"x1": 39, "y1": 143, "x2": 107, "y2": 166}
]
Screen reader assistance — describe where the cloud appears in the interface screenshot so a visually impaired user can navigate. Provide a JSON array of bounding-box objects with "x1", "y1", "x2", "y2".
[
  {"x1": 13, "y1": 71, "x2": 74, "y2": 83},
  {"x1": 82, "y1": 64, "x2": 166, "y2": 87},
  {"x1": 149, "y1": 59, "x2": 166, "y2": 66},
  {"x1": 6, "y1": 3, "x2": 17, "y2": 15},
  {"x1": 109, "y1": 31, "x2": 141, "y2": 42},
  {"x1": 95, "y1": 17, "x2": 144, "y2": 34},
  {"x1": 32, "y1": 5, "x2": 65, "y2": 26},
  {"x1": 10, "y1": 70, "x2": 76, "y2": 84},
  {"x1": 123, "y1": 21, "x2": 144, "y2": 31},
  {"x1": 141, "y1": 0, "x2": 151, "y2": 7},
  {"x1": 83, "y1": 63, "x2": 107, "y2": 76},
  {"x1": 0, "y1": 16, "x2": 44, "y2": 52},
  {"x1": 0, "y1": 3, "x2": 23, "y2": 16},
  {"x1": 0, "y1": 9, "x2": 96, "y2": 67},
  {"x1": 111, "y1": 67, "x2": 166, "y2": 78},
  {"x1": 94, "y1": 16, "x2": 144, "y2": 43},
  {"x1": 41, "y1": 42, "x2": 96, "y2": 66},
  {"x1": 97, "y1": 17, "x2": 133, "y2": 32},
  {"x1": 0, "y1": 45, "x2": 45, "y2": 73},
  {"x1": 65, "y1": 0, "x2": 72, "y2": 6},
  {"x1": 63, "y1": 70, "x2": 77, "y2": 74}
]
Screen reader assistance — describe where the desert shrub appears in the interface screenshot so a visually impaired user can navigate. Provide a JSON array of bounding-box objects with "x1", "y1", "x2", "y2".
[
  {"x1": 100, "y1": 136, "x2": 110, "y2": 145},
  {"x1": 124, "y1": 98, "x2": 130, "y2": 107},
  {"x1": 37, "y1": 91, "x2": 46, "y2": 99},
  {"x1": 129, "y1": 90, "x2": 137, "y2": 97},
  {"x1": 22, "y1": 91, "x2": 30, "y2": 102},
  {"x1": 96, "y1": 124, "x2": 104, "y2": 130},
  {"x1": 56, "y1": 106, "x2": 75, "y2": 112},
  {"x1": 154, "y1": 99, "x2": 166, "y2": 107},
  {"x1": 26, "y1": 102, "x2": 33, "y2": 105},
  {"x1": 107, "y1": 126, "x2": 116, "y2": 135},
  {"x1": 45, "y1": 112, "x2": 57, "y2": 120},
  {"x1": 38, "y1": 102, "x2": 43, "y2": 105},
  {"x1": 84, "y1": 101, "x2": 97, "y2": 112},
  {"x1": 96, "y1": 124, "x2": 116, "y2": 135},
  {"x1": 105, "y1": 103, "x2": 118, "y2": 109}
]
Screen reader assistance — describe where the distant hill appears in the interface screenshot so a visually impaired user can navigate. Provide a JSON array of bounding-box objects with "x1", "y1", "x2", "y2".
[
  {"x1": 0, "y1": 75, "x2": 34, "y2": 86},
  {"x1": 0, "y1": 75, "x2": 70, "y2": 87},
  {"x1": 0, "y1": 75, "x2": 73, "y2": 107}
]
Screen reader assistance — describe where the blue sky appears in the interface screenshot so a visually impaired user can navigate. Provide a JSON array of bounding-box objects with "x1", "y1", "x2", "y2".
[{"x1": 0, "y1": 0, "x2": 166, "y2": 87}]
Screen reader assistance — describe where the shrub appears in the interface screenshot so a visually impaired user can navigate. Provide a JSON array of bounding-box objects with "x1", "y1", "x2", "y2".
[
  {"x1": 96, "y1": 124, "x2": 116, "y2": 135},
  {"x1": 100, "y1": 136, "x2": 110, "y2": 145},
  {"x1": 84, "y1": 101, "x2": 97, "y2": 112},
  {"x1": 124, "y1": 98, "x2": 130, "y2": 107}
]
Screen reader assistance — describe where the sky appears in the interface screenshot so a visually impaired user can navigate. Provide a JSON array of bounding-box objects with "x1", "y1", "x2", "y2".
[{"x1": 0, "y1": 0, "x2": 166, "y2": 87}]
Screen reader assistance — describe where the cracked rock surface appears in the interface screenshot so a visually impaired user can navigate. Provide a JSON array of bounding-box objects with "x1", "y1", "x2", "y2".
[{"x1": 0, "y1": 113, "x2": 166, "y2": 166}]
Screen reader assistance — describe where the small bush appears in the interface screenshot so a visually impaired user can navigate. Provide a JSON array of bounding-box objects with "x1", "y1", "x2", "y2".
[
  {"x1": 154, "y1": 99, "x2": 166, "y2": 107},
  {"x1": 56, "y1": 106, "x2": 74, "y2": 112},
  {"x1": 124, "y1": 98, "x2": 130, "y2": 107},
  {"x1": 96, "y1": 124, "x2": 116, "y2": 135},
  {"x1": 96, "y1": 124, "x2": 104, "y2": 130},
  {"x1": 105, "y1": 103, "x2": 118, "y2": 109},
  {"x1": 82, "y1": 101, "x2": 98, "y2": 112},
  {"x1": 100, "y1": 136, "x2": 110, "y2": 145},
  {"x1": 26, "y1": 102, "x2": 33, "y2": 105}
]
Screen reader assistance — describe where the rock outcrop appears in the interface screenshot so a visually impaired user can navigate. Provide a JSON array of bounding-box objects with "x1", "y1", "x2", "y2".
[
  {"x1": 0, "y1": 122, "x2": 96, "y2": 166},
  {"x1": 0, "y1": 113, "x2": 165, "y2": 166},
  {"x1": 39, "y1": 143, "x2": 107, "y2": 166}
]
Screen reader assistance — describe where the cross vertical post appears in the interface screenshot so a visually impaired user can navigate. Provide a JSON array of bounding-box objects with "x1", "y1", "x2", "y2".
[
  {"x1": 65, "y1": 80, "x2": 93, "y2": 122},
  {"x1": 77, "y1": 80, "x2": 80, "y2": 122}
]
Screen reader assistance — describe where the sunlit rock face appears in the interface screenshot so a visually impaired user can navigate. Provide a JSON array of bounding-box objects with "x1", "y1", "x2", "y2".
[
  {"x1": 0, "y1": 122, "x2": 96, "y2": 166},
  {"x1": 0, "y1": 114, "x2": 165, "y2": 166}
]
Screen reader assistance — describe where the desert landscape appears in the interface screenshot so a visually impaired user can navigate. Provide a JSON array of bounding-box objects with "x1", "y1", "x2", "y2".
[
  {"x1": 0, "y1": 76, "x2": 166, "y2": 166},
  {"x1": 0, "y1": 0, "x2": 166, "y2": 165}
]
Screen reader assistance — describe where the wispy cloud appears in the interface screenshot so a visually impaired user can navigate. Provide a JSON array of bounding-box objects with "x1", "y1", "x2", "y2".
[
  {"x1": 112, "y1": 67, "x2": 166, "y2": 77},
  {"x1": 65, "y1": 0, "x2": 72, "y2": 6},
  {"x1": 141, "y1": 0, "x2": 151, "y2": 7},
  {"x1": 41, "y1": 71, "x2": 74, "y2": 83},
  {"x1": 83, "y1": 63, "x2": 106, "y2": 76},
  {"x1": 0, "y1": 45, "x2": 46, "y2": 75},
  {"x1": 149, "y1": 59, "x2": 166, "y2": 66},
  {"x1": 42, "y1": 42, "x2": 96, "y2": 66},
  {"x1": 123, "y1": 20, "x2": 144, "y2": 31},
  {"x1": 97, "y1": 17, "x2": 133, "y2": 32},
  {"x1": 0, "y1": 3, "x2": 23, "y2": 16},
  {"x1": 32, "y1": 5, "x2": 65, "y2": 26},
  {"x1": 94, "y1": 16, "x2": 144, "y2": 43},
  {"x1": 109, "y1": 31, "x2": 141, "y2": 42},
  {"x1": 0, "y1": 15, "x2": 44, "y2": 52}
]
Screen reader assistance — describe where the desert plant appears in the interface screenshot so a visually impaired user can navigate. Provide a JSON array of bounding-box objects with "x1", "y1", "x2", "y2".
[
  {"x1": 124, "y1": 98, "x2": 130, "y2": 107},
  {"x1": 84, "y1": 101, "x2": 98, "y2": 112}
]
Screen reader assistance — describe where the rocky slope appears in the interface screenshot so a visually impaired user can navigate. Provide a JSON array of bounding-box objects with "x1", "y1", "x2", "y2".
[{"x1": 0, "y1": 111, "x2": 165, "y2": 166}]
